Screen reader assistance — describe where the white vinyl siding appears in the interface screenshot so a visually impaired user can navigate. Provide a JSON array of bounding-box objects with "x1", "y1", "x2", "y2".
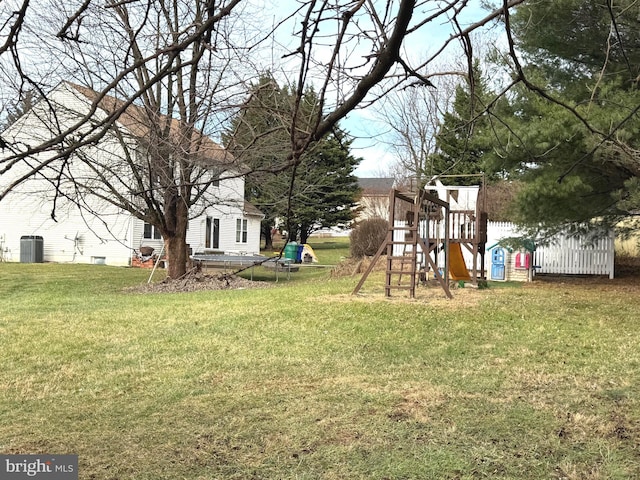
[
  {"x1": 186, "y1": 203, "x2": 260, "y2": 256},
  {"x1": 0, "y1": 82, "x2": 262, "y2": 263},
  {"x1": 0, "y1": 189, "x2": 133, "y2": 266}
]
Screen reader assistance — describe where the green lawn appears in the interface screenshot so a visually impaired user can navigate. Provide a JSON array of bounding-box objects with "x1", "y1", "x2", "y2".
[{"x1": 1, "y1": 251, "x2": 640, "y2": 479}]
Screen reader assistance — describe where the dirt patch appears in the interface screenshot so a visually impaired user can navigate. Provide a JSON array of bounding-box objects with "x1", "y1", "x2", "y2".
[
  {"x1": 327, "y1": 282, "x2": 485, "y2": 308},
  {"x1": 127, "y1": 270, "x2": 272, "y2": 294}
]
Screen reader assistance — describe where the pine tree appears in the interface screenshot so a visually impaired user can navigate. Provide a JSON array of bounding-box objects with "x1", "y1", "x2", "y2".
[
  {"x1": 2, "y1": 90, "x2": 39, "y2": 131},
  {"x1": 430, "y1": 65, "x2": 506, "y2": 185},
  {"x1": 459, "y1": 1, "x2": 640, "y2": 231},
  {"x1": 224, "y1": 75, "x2": 360, "y2": 248}
]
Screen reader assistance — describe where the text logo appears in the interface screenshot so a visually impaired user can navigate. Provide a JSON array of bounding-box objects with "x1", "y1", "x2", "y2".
[{"x1": 0, "y1": 455, "x2": 78, "y2": 479}]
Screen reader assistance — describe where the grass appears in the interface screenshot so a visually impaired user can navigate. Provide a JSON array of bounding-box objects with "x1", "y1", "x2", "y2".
[{"x1": 1, "y1": 247, "x2": 640, "y2": 479}]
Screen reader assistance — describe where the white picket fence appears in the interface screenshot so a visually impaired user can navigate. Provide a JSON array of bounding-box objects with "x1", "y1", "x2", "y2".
[
  {"x1": 487, "y1": 222, "x2": 615, "y2": 279},
  {"x1": 390, "y1": 220, "x2": 615, "y2": 279}
]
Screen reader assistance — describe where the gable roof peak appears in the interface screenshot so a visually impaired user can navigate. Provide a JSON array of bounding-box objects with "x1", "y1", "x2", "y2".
[{"x1": 62, "y1": 81, "x2": 234, "y2": 168}]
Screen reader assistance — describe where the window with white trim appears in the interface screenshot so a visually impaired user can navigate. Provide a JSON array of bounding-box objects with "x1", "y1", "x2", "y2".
[
  {"x1": 236, "y1": 218, "x2": 248, "y2": 243},
  {"x1": 143, "y1": 222, "x2": 162, "y2": 240}
]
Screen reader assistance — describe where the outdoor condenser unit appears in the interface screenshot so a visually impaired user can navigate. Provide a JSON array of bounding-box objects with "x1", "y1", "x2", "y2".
[{"x1": 20, "y1": 235, "x2": 44, "y2": 263}]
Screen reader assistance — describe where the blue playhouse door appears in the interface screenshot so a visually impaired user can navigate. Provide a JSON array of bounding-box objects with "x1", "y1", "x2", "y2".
[{"x1": 491, "y1": 248, "x2": 505, "y2": 281}]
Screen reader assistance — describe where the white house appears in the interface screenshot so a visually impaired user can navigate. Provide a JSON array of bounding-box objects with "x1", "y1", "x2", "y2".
[
  {"x1": 0, "y1": 82, "x2": 262, "y2": 266},
  {"x1": 356, "y1": 177, "x2": 395, "y2": 221}
]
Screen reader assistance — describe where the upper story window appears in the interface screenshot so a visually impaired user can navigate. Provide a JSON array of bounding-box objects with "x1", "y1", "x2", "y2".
[{"x1": 211, "y1": 169, "x2": 221, "y2": 187}]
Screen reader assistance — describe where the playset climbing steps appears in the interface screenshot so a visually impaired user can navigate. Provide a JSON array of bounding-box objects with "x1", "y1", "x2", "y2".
[{"x1": 352, "y1": 176, "x2": 488, "y2": 299}]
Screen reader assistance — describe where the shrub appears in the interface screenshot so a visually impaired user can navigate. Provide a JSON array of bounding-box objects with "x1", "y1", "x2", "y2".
[{"x1": 350, "y1": 217, "x2": 389, "y2": 258}]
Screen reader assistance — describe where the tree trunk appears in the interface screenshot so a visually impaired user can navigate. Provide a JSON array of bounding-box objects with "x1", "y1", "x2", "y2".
[
  {"x1": 300, "y1": 222, "x2": 312, "y2": 244},
  {"x1": 262, "y1": 222, "x2": 274, "y2": 251},
  {"x1": 165, "y1": 231, "x2": 189, "y2": 279},
  {"x1": 161, "y1": 182, "x2": 191, "y2": 279},
  {"x1": 287, "y1": 224, "x2": 300, "y2": 243},
  {"x1": 163, "y1": 199, "x2": 190, "y2": 279}
]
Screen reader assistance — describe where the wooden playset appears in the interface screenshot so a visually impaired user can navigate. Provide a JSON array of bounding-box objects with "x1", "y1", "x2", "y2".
[{"x1": 352, "y1": 176, "x2": 488, "y2": 298}]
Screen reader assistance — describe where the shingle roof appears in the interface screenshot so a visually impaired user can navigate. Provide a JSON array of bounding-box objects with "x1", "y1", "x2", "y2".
[
  {"x1": 65, "y1": 82, "x2": 235, "y2": 169},
  {"x1": 358, "y1": 177, "x2": 395, "y2": 195},
  {"x1": 243, "y1": 201, "x2": 264, "y2": 217}
]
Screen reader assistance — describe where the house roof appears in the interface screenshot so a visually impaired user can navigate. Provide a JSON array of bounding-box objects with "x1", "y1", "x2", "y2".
[
  {"x1": 243, "y1": 201, "x2": 264, "y2": 218},
  {"x1": 65, "y1": 82, "x2": 235, "y2": 169},
  {"x1": 358, "y1": 177, "x2": 395, "y2": 195}
]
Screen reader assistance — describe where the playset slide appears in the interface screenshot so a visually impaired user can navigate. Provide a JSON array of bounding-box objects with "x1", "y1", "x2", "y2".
[{"x1": 449, "y1": 242, "x2": 471, "y2": 281}]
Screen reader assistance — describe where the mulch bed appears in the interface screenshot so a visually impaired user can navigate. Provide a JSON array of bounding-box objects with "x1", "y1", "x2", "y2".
[{"x1": 127, "y1": 269, "x2": 272, "y2": 294}]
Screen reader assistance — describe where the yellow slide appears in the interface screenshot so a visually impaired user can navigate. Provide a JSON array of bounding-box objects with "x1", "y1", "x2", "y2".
[{"x1": 449, "y1": 243, "x2": 471, "y2": 281}]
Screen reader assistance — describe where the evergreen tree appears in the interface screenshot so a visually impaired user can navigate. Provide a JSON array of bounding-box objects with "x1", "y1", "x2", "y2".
[
  {"x1": 291, "y1": 129, "x2": 361, "y2": 244},
  {"x1": 224, "y1": 75, "x2": 360, "y2": 248},
  {"x1": 430, "y1": 65, "x2": 507, "y2": 186},
  {"x1": 428, "y1": 1, "x2": 640, "y2": 229},
  {"x1": 493, "y1": 0, "x2": 640, "y2": 231},
  {"x1": 224, "y1": 74, "x2": 291, "y2": 250}
]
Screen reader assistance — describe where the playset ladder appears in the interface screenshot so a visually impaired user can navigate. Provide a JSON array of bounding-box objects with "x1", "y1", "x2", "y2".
[
  {"x1": 352, "y1": 189, "x2": 452, "y2": 299},
  {"x1": 384, "y1": 223, "x2": 419, "y2": 296}
]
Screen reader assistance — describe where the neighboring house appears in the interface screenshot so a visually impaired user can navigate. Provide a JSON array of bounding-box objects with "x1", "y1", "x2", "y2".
[
  {"x1": 310, "y1": 177, "x2": 395, "y2": 238},
  {"x1": 312, "y1": 177, "x2": 395, "y2": 237},
  {"x1": 0, "y1": 82, "x2": 262, "y2": 266},
  {"x1": 357, "y1": 177, "x2": 395, "y2": 220}
]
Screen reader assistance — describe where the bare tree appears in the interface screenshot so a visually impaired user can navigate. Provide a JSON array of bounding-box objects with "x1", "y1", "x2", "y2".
[
  {"x1": 1, "y1": 0, "x2": 254, "y2": 278},
  {"x1": 373, "y1": 28, "x2": 503, "y2": 190},
  {"x1": 375, "y1": 75, "x2": 457, "y2": 189},
  {"x1": 1, "y1": 0, "x2": 530, "y2": 277}
]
